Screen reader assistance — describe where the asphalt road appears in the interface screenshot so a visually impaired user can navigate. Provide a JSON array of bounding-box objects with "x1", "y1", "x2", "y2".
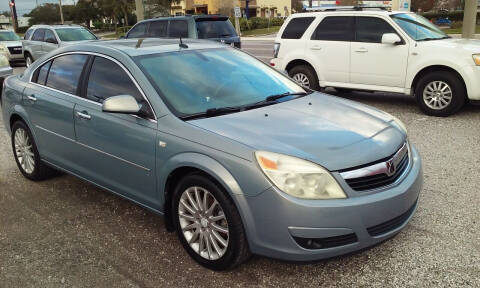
[{"x1": 1, "y1": 47, "x2": 479, "y2": 287}]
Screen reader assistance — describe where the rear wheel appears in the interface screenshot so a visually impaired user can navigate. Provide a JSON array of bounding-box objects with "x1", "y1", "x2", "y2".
[
  {"x1": 415, "y1": 71, "x2": 466, "y2": 117},
  {"x1": 172, "y1": 173, "x2": 250, "y2": 270},
  {"x1": 11, "y1": 121, "x2": 55, "y2": 181},
  {"x1": 288, "y1": 65, "x2": 320, "y2": 91},
  {"x1": 25, "y1": 54, "x2": 33, "y2": 68}
]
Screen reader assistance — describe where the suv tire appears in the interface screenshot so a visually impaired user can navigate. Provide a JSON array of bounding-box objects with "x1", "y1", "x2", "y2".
[
  {"x1": 172, "y1": 173, "x2": 251, "y2": 270},
  {"x1": 289, "y1": 65, "x2": 320, "y2": 91},
  {"x1": 415, "y1": 71, "x2": 466, "y2": 117},
  {"x1": 25, "y1": 53, "x2": 33, "y2": 68}
]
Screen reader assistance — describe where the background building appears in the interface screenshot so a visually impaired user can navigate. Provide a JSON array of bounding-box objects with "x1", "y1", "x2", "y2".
[{"x1": 171, "y1": 0, "x2": 292, "y2": 17}]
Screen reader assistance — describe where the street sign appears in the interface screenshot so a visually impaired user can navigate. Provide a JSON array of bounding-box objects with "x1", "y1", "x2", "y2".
[{"x1": 234, "y1": 7, "x2": 241, "y2": 18}]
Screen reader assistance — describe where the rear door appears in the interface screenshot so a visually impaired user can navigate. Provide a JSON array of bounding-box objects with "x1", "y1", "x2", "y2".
[
  {"x1": 22, "y1": 54, "x2": 89, "y2": 168},
  {"x1": 148, "y1": 20, "x2": 168, "y2": 37},
  {"x1": 350, "y1": 16, "x2": 409, "y2": 87},
  {"x1": 73, "y1": 55, "x2": 158, "y2": 206},
  {"x1": 29, "y1": 28, "x2": 45, "y2": 60},
  {"x1": 168, "y1": 20, "x2": 189, "y2": 38},
  {"x1": 308, "y1": 16, "x2": 354, "y2": 84},
  {"x1": 195, "y1": 17, "x2": 240, "y2": 46}
]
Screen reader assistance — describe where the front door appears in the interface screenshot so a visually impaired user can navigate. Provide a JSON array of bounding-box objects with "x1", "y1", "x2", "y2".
[
  {"x1": 42, "y1": 29, "x2": 60, "y2": 54},
  {"x1": 350, "y1": 16, "x2": 410, "y2": 88},
  {"x1": 73, "y1": 56, "x2": 158, "y2": 207}
]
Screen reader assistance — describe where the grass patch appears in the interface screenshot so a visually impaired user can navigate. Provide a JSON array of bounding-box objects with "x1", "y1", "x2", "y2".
[{"x1": 241, "y1": 26, "x2": 280, "y2": 37}]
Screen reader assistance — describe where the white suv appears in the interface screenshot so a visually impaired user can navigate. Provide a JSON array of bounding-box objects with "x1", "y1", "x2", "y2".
[{"x1": 271, "y1": 9, "x2": 480, "y2": 116}]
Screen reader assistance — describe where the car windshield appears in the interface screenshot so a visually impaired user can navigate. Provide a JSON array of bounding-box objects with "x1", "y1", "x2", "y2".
[
  {"x1": 0, "y1": 31, "x2": 20, "y2": 41},
  {"x1": 55, "y1": 28, "x2": 97, "y2": 41},
  {"x1": 391, "y1": 13, "x2": 449, "y2": 41},
  {"x1": 196, "y1": 19, "x2": 237, "y2": 38},
  {"x1": 135, "y1": 48, "x2": 305, "y2": 117}
]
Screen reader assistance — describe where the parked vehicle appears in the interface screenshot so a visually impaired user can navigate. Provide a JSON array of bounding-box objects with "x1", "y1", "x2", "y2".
[
  {"x1": 271, "y1": 8, "x2": 480, "y2": 116},
  {"x1": 0, "y1": 54, "x2": 12, "y2": 99},
  {"x1": 23, "y1": 25, "x2": 97, "y2": 67},
  {"x1": 125, "y1": 15, "x2": 241, "y2": 48},
  {"x1": 0, "y1": 30, "x2": 23, "y2": 63},
  {"x1": 1, "y1": 38, "x2": 423, "y2": 270},
  {"x1": 435, "y1": 18, "x2": 452, "y2": 27}
]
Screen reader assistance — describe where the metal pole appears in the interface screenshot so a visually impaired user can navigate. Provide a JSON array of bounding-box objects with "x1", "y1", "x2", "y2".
[
  {"x1": 309, "y1": 0, "x2": 313, "y2": 8},
  {"x1": 462, "y1": 0, "x2": 477, "y2": 39},
  {"x1": 245, "y1": 0, "x2": 249, "y2": 19},
  {"x1": 9, "y1": 0, "x2": 18, "y2": 32},
  {"x1": 58, "y1": 0, "x2": 64, "y2": 24}
]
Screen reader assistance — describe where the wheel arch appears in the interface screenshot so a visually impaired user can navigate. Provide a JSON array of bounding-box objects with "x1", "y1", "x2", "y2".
[
  {"x1": 410, "y1": 65, "x2": 467, "y2": 96},
  {"x1": 285, "y1": 59, "x2": 316, "y2": 74}
]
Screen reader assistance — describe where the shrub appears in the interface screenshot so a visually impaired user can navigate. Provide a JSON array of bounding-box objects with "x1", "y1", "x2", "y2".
[{"x1": 16, "y1": 26, "x2": 29, "y2": 34}]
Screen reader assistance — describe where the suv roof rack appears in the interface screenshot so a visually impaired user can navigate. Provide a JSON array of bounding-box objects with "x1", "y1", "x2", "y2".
[{"x1": 304, "y1": 5, "x2": 390, "y2": 12}]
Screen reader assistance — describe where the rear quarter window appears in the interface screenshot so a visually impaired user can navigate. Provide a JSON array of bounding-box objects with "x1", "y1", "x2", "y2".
[{"x1": 281, "y1": 17, "x2": 315, "y2": 39}]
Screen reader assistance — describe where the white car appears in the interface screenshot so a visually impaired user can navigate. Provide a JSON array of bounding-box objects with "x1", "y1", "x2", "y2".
[
  {"x1": 0, "y1": 30, "x2": 23, "y2": 63},
  {"x1": 270, "y1": 8, "x2": 480, "y2": 116}
]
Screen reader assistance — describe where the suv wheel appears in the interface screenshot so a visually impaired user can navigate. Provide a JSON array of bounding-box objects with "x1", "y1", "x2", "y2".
[
  {"x1": 11, "y1": 121, "x2": 56, "y2": 181},
  {"x1": 289, "y1": 65, "x2": 320, "y2": 91},
  {"x1": 172, "y1": 173, "x2": 250, "y2": 270},
  {"x1": 25, "y1": 54, "x2": 33, "y2": 68},
  {"x1": 415, "y1": 71, "x2": 466, "y2": 117}
]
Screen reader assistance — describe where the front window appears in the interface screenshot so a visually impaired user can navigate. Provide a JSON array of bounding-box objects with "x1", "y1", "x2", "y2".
[
  {"x1": 135, "y1": 48, "x2": 305, "y2": 118},
  {"x1": 196, "y1": 19, "x2": 237, "y2": 38},
  {"x1": 0, "y1": 31, "x2": 20, "y2": 41},
  {"x1": 391, "y1": 13, "x2": 448, "y2": 41},
  {"x1": 55, "y1": 28, "x2": 97, "y2": 41}
]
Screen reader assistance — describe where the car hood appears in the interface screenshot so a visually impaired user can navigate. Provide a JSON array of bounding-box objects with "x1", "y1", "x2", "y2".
[
  {"x1": 422, "y1": 37, "x2": 480, "y2": 52},
  {"x1": 189, "y1": 93, "x2": 406, "y2": 171},
  {"x1": 0, "y1": 41, "x2": 22, "y2": 47}
]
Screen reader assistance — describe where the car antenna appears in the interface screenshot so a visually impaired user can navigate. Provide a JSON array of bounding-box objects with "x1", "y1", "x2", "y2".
[{"x1": 179, "y1": 37, "x2": 188, "y2": 49}]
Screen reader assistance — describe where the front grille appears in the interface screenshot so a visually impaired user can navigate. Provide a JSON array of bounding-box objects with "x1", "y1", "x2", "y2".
[
  {"x1": 8, "y1": 46, "x2": 22, "y2": 55},
  {"x1": 293, "y1": 233, "x2": 358, "y2": 250},
  {"x1": 367, "y1": 200, "x2": 417, "y2": 237}
]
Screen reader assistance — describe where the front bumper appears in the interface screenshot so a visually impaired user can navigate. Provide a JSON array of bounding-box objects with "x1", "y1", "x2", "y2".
[
  {"x1": 0, "y1": 65, "x2": 13, "y2": 78},
  {"x1": 234, "y1": 145, "x2": 423, "y2": 261}
]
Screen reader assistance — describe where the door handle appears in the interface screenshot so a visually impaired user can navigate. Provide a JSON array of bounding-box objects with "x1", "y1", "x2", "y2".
[
  {"x1": 355, "y1": 48, "x2": 368, "y2": 53},
  {"x1": 27, "y1": 95, "x2": 37, "y2": 102},
  {"x1": 76, "y1": 111, "x2": 91, "y2": 120},
  {"x1": 310, "y1": 45, "x2": 322, "y2": 50}
]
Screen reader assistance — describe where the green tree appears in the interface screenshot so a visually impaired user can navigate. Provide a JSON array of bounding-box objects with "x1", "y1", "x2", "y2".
[{"x1": 26, "y1": 4, "x2": 61, "y2": 25}]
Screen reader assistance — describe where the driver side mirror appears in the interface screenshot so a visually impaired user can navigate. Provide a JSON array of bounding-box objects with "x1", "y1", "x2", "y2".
[
  {"x1": 381, "y1": 33, "x2": 402, "y2": 45},
  {"x1": 102, "y1": 95, "x2": 141, "y2": 114},
  {"x1": 46, "y1": 38, "x2": 58, "y2": 44}
]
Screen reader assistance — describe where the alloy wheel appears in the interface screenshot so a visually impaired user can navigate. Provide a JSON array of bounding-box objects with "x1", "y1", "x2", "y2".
[
  {"x1": 423, "y1": 80, "x2": 453, "y2": 110},
  {"x1": 14, "y1": 128, "x2": 35, "y2": 174},
  {"x1": 292, "y1": 73, "x2": 310, "y2": 88},
  {"x1": 178, "y1": 186, "x2": 229, "y2": 260}
]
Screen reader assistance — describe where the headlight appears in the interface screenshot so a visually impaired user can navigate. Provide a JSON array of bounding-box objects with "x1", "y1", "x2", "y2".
[
  {"x1": 473, "y1": 54, "x2": 480, "y2": 66},
  {"x1": 390, "y1": 115, "x2": 407, "y2": 134},
  {"x1": 255, "y1": 151, "x2": 346, "y2": 200},
  {"x1": 0, "y1": 45, "x2": 7, "y2": 53}
]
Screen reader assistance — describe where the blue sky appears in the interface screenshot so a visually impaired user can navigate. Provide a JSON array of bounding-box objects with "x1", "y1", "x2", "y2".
[{"x1": 1, "y1": 0, "x2": 75, "y2": 16}]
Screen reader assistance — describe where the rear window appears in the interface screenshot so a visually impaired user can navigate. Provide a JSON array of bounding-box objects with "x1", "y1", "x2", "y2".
[
  {"x1": 312, "y1": 16, "x2": 354, "y2": 41},
  {"x1": 281, "y1": 17, "x2": 315, "y2": 39},
  {"x1": 169, "y1": 20, "x2": 188, "y2": 38},
  {"x1": 196, "y1": 19, "x2": 237, "y2": 38}
]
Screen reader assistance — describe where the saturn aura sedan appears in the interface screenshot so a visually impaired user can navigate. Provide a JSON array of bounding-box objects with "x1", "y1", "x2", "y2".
[{"x1": 1, "y1": 39, "x2": 423, "y2": 270}]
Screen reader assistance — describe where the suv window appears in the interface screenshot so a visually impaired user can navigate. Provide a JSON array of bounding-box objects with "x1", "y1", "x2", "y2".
[
  {"x1": 44, "y1": 29, "x2": 57, "y2": 43},
  {"x1": 128, "y1": 23, "x2": 148, "y2": 38},
  {"x1": 281, "y1": 17, "x2": 315, "y2": 39},
  {"x1": 312, "y1": 16, "x2": 354, "y2": 41},
  {"x1": 46, "y1": 54, "x2": 89, "y2": 95},
  {"x1": 32, "y1": 29, "x2": 45, "y2": 41},
  {"x1": 24, "y1": 29, "x2": 33, "y2": 40},
  {"x1": 149, "y1": 20, "x2": 168, "y2": 37},
  {"x1": 196, "y1": 19, "x2": 237, "y2": 38},
  {"x1": 86, "y1": 56, "x2": 154, "y2": 119},
  {"x1": 356, "y1": 17, "x2": 398, "y2": 43},
  {"x1": 34, "y1": 61, "x2": 52, "y2": 85},
  {"x1": 169, "y1": 20, "x2": 188, "y2": 38}
]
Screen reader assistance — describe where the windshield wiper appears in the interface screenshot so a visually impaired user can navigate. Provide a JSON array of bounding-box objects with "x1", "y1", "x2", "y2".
[{"x1": 417, "y1": 36, "x2": 450, "y2": 42}]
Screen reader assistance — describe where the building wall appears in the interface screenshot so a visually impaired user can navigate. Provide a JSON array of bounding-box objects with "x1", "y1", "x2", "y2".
[{"x1": 256, "y1": 0, "x2": 291, "y2": 17}]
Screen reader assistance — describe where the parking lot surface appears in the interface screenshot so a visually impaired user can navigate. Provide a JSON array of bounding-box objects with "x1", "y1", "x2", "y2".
[{"x1": 1, "y1": 49, "x2": 479, "y2": 287}]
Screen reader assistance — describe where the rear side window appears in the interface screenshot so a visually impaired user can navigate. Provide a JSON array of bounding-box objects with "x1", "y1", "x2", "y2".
[
  {"x1": 25, "y1": 29, "x2": 33, "y2": 40},
  {"x1": 281, "y1": 17, "x2": 315, "y2": 39},
  {"x1": 356, "y1": 17, "x2": 397, "y2": 43},
  {"x1": 149, "y1": 21, "x2": 168, "y2": 37},
  {"x1": 169, "y1": 20, "x2": 188, "y2": 38},
  {"x1": 32, "y1": 29, "x2": 45, "y2": 41},
  {"x1": 34, "y1": 61, "x2": 52, "y2": 85},
  {"x1": 312, "y1": 16, "x2": 354, "y2": 41},
  {"x1": 196, "y1": 20, "x2": 237, "y2": 38},
  {"x1": 46, "y1": 54, "x2": 88, "y2": 95},
  {"x1": 128, "y1": 23, "x2": 148, "y2": 38}
]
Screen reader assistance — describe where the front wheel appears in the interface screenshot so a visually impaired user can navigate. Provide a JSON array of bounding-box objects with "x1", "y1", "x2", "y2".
[
  {"x1": 415, "y1": 71, "x2": 466, "y2": 117},
  {"x1": 25, "y1": 54, "x2": 33, "y2": 68},
  {"x1": 288, "y1": 65, "x2": 320, "y2": 91},
  {"x1": 172, "y1": 173, "x2": 250, "y2": 270}
]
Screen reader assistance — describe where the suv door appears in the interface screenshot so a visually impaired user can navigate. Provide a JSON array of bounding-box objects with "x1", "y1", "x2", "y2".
[
  {"x1": 308, "y1": 16, "x2": 354, "y2": 84},
  {"x1": 42, "y1": 29, "x2": 59, "y2": 54},
  {"x1": 350, "y1": 16, "x2": 409, "y2": 87},
  {"x1": 22, "y1": 54, "x2": 89, "y2": 168},
  {"x1": 73, "y1": 56, "x2": 158, "y2": 207},
  {"x1": 29, "y1": 28, "x2": 46, "y2": 60}
]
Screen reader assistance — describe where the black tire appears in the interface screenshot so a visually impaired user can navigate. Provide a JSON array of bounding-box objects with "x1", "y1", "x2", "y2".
[
  {"x1": 11, "y1": 121, "x2": 56, "y2": 181},
  {"x1": 25, "y1": 53, "x2": 33, "y2": 68},
  {"x1": 288, "y1": 64, "x2": 321, "y2": 91},
  {"x1": 172, "y1": 173, "x2": 251, "y2": 270},
  {"x1": 335, "y1": 88, "x2": 353, "y2": 94},
  {"x1": 415, "y1": 71, "x2": 466, "y2": 117}
]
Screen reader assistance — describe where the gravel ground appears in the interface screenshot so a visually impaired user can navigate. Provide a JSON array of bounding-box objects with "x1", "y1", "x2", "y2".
[{"x1": 0, "y1": 66, "x2": 479, "y2": 287}]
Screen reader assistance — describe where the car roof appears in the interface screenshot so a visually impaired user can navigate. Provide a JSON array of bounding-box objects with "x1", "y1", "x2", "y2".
[
  {"x1": 289, "y1": 10, "x2": 412, "y2": 18},
  {"x1": 139, "y1": 14, "x2": 229, "y2": 23},
  {"x1": 72, "y1": 38, "x2": 227, "y2": 57},
  {"x1": 30, "y1": 24, "x2": 85, "y2": 29}
]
